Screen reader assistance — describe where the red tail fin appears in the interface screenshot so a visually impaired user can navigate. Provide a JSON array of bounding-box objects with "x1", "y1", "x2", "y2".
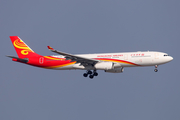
[{"x1": 10, "y1": 36, "x2": 40, "y2": 58}]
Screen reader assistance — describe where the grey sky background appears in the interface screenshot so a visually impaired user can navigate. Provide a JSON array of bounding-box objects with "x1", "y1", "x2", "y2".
[{"x1": 1, "y1": 0, "x2": 180, "y2": 120}]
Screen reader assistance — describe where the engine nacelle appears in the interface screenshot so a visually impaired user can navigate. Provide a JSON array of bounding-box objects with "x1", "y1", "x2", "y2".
[
  {"x1": 105, "y1": 67, "x2": 124, "y2": 73},
  {"x1": 94, "y1": 62, "x2": 114, "y2": 70}
]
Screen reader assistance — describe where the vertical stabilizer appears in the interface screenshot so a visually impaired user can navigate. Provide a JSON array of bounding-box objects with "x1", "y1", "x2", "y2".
[{"x1": 9, "y1": 36, "x2": 40, "y2": 58}]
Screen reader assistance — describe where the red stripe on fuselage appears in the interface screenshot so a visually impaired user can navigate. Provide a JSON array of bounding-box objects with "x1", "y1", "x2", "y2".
[{"x1": 18, "y1": 56, "x2": 140, "y2": 69}]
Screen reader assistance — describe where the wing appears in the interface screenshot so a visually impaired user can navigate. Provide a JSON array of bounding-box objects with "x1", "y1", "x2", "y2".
[{"x1": 47, "y1": 46, "x2": 99, "y2": 66}]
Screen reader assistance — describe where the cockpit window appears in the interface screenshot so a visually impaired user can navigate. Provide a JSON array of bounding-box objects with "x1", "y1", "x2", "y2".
[{"x1": 164, "y1": 54, "x2": 169, "y2": 56}]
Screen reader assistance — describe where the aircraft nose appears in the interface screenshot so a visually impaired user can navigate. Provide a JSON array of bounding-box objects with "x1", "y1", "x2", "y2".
[
  {"x1": 167, "y1": 56, "x2": 173, "y2": 62},
  {"x1": 170, "y1": 56, "x2": 173, "y2": 61}
]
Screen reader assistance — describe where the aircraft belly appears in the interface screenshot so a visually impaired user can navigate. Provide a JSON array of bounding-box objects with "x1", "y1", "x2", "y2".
[{"x1": 51, "y1": 64, "x2": 75, "y2": 70}]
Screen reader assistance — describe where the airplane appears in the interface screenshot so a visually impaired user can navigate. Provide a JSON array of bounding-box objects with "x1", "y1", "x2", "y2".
[{"x1": 7, "y1": 36, "x2": 173, "y2": 79}]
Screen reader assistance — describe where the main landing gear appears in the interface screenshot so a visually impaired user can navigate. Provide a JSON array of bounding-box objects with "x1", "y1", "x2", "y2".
[
  {"x1": 83, "y1": 70, "x2": 98, "y2": 79},
  {"x1": 154, "y1": 65, "x2": 158, "y2": 72}
]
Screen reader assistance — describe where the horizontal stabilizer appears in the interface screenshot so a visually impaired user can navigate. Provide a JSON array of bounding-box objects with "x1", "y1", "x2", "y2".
[{"x1": 6, "y1": 55, "x2": 29, "y2": 63}]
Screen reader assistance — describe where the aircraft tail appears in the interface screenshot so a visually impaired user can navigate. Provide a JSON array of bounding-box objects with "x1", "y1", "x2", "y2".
[{"x1": 9, "y1": 36, "x2": 41, "y2": 58}]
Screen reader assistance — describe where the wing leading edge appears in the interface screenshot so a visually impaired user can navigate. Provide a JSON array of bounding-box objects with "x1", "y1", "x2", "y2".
[{"x1": 47, "y1": 46, "x2": 99, "y2": 66}]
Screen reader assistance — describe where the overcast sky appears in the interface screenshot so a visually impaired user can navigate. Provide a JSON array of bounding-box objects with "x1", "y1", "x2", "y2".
[{"x1": 1, "y1": 0, "x2": 180, "y2": 120}]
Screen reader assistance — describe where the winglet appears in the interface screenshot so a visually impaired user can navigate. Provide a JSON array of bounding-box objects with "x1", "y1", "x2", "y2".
[{"x1": 47, "y1": 46, "x2": 55, "y2": 51}]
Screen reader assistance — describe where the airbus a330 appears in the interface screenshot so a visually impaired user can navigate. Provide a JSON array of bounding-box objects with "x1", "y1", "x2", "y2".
[{"x1": 7, "y1": 36, "x2": 173, "y2": 79}]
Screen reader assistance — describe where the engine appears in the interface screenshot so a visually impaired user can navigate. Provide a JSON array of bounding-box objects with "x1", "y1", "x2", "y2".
[
  {"x1": 94, "y1": 62, "x2": 114, "y2": 70},
  {"x1": 105, "y1": 67, "x2": 124, "y2": 73},
  {"x1": 94, "y1": 62, "x2": 122, "y2": 71}
]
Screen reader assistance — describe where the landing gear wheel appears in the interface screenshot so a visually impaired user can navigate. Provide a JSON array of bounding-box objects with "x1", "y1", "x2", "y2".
[
  {"x1": 154, "y1": 69, "x2": 158, "y2": 72},
  {"x1": 87, "y1": 70, "x2": 92, "y2": 74},
  {"x1": 93, "y1": 72, "x2": 98, "y2": 76},
  {"x1": 83, "y1": 73, "x2": 88, "y2": 77},
  {"x1": 83, "y1": 70, "x2": 98, "y2": 79},
  {"x1": 89, "y1": 75, "x2": 94, "y2": 79}
]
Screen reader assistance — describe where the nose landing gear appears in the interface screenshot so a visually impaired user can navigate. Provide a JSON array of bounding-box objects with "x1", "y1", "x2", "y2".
[
  {"x1": 154, "y1": 65, "x2": 158, "y2": 72},
  {"x1": 83, "y1": 70, "x2": 98, "y2": 79}
]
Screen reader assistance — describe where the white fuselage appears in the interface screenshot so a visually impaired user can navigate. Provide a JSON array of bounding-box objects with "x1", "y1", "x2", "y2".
[{"x1": 51, "y1": 51, "x2": 173, "y2": 70}]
